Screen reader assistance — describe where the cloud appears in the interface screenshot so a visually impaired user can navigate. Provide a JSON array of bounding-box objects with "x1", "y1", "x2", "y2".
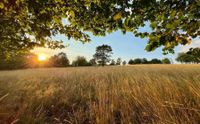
[{"x1": 179, "y1": 39, "x2": 200, "y2": 53}]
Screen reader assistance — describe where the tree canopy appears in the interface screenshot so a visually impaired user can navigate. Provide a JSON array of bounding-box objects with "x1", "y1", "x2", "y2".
[
  {"x1": 72, "y1": 56, "x2": 89, "y2": 66},
  {"x1": 93, "y1": 44, "x2": 113, "y2": 66},
  {"x1": 49, "y1": 52, "x2": 70, "y2": 67},
  {"x1": 186, "y1": 48, "x2": 200, "y2": 63},
  {"x1": 162, "y1": 58, "x2": 171, "y2": 64},
  {"x1": 176, "y1": 47, "x2": 200, "y2": 63},
  {"x1": 176, "y1": 53, "x2": 195, "y2": 64},
  {"x1": 0, "y1": 0, "x2": 199, "y2": 58}
]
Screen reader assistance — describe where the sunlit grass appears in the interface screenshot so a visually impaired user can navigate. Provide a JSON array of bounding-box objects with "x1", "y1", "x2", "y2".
[{"x1": 0, "y1": 65, "x2": 200, "y2": 123}]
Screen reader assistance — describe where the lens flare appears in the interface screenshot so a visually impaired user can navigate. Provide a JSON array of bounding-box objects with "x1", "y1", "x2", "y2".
[{"x1": 38, "y1": 54, "x2": 47, "y2": 61}]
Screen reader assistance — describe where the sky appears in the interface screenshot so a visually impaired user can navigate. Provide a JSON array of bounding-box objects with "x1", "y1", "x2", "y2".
[{"x1": 32, "y1": 30, "x2": 200, "y2": 64}]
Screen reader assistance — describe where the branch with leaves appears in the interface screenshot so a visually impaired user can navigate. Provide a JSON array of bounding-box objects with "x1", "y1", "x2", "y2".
[{"x1": 0, "y1": 0, "x2": 199, "y2": 58}]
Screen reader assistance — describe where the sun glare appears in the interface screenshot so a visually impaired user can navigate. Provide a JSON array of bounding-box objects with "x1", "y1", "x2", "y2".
[{"x1": 38, "y1": 54, "x2": 47, "y2": 61}]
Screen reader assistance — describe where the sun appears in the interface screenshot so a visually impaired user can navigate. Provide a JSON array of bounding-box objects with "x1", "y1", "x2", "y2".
[{"x1": 38, "y1": 54, "x2": 47, "y2": 61}]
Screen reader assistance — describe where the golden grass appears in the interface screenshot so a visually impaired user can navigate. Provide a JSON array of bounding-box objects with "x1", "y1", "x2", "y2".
[{"x1": 0, "y1": 65, "x2": 200, "y2": 124}]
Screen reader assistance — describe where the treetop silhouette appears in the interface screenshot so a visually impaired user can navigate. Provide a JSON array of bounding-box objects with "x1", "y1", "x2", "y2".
[{"x1": 0, "y1": 0, "x2": 199, "y2": 58}]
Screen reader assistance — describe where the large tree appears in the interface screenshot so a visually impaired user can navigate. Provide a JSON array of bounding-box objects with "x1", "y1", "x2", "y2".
[
  {"x1": 162, "y1": 58, "x2": 171, "y2": 64},
  {"x1": 88, "y1": 58, "x2": 97, "y2": 66},
  {"x1": 72, "y1": 56, "x2": 88, "y2": 66},
  {"x1": 93, "y1": 44, "x2": 113, "y2": 66},
  {"x1": 176, "y1": 48, "x2": 200, "y2": 64},
  {"x1": 150, "y1": 58, "x2": 162, "y2": 64},
  {"x1": 0, "y1": 0, "x2": 199, "y2": 58},
  {"x1": 141, "y1": 58, "x2": 148, "y2": 64},
  {"x1": 49, "y1": 52, "x2": 70, "y2": 67},
  {"x1": 128, "y1": 59, "x2": 134, "y2": 65},
  {"x1": 132, "y1": 58, "x2": 143, "y2": 64},
  {"x1": 186, "y1": 48, "x2": 200, "y2": 63},
  {"x1": 176, "y1": 53, "x2": 195, "y2": 64}
]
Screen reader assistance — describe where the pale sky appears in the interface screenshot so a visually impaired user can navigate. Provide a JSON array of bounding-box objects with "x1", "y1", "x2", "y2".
[{"x1": 32, "y1": 30, "x2": 200, "y2": 64}]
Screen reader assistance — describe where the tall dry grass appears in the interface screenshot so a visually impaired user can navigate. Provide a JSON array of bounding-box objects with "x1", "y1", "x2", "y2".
[{"x1": 0, "y1": 65, "x2": 200, "y2": 124}]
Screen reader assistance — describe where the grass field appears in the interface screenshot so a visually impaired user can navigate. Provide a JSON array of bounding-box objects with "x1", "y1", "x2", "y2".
[{"x1": 0, "y1": 65, "x2": 200, "y2": 124}]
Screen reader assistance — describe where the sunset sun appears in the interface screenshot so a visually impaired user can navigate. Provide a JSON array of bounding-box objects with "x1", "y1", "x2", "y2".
[{"x1": 38, "y1": 54, "x2": 47, "y2": 61}]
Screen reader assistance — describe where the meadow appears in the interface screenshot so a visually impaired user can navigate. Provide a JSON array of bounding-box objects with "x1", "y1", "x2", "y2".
[{"x1": 0, "y1": 65, "x2": 200, "y2": 124}]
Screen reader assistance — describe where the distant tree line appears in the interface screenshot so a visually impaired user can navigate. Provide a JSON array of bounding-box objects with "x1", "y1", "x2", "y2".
[
  {"x1": 1, "y1": 45, "x2": 199, "y2": 70},
  {"x1": 0, "y1": 53, "x2": 39, "y2": 70},
  {"x1": 128, "y1": 58, "x2": 171, "y2": 65}
]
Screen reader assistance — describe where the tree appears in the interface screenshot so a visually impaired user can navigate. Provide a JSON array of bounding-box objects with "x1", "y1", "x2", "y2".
[
  {"x1": 128, "y1": 58, "x2": 167, "y2": 64},
  {"x1": 176, "y1": 53, "x2": 194, "y2": 64},
  {"x1": 141, "y1": 58, "x2": 148, "y2": 64},
  {"x1": 128, "y1": 59, "x2": 134, "y2": 65},
  {"x1": 133, "y1": 58, "x2": 143, "y2": 64},
  {"x1": 162, "y1": 58, "x2": 171, "y2": 64},
  {"x1": 72, "y1": 56, "x2": 88, "y2": 66},
  {"x1": 122, "y1": 61, "x2": 127, "y2": 65},
  {"x1": 176, "y1": 48, "x2": 200, "y2": 64},
  {"x1": 0, "y1": 52, "x2": 38, "y2": 70},
  {"x1": 93, "y1": 45, "x2": 113, "y2": 66},
  {"x1": 88, "y1": 58, "x2": 97, "y2": 66},
  {"x1": 150, "y1": 59, "x2": 162, "y2": 64},
  {"x1": 110, "y1": 59, "x2": 116, "y2": 66},
  {"x1": 1, "y1": 1, "x2": 199, "y2": 58},
  {"x1": 186, "y1": 48, "x2": 200, "y2": 63},
  {"x1": 116, "y1": 58, "x2": 122, "y2": 65},
  {"x1": 128, "y1": 58, "x2": 145, "y2": 64},
  {"x1": 0, "y1": 0, "x2": 90, "y2": 59},
  {"x1": 49, "y1": 52, "x2": 69, "y2": 67}
]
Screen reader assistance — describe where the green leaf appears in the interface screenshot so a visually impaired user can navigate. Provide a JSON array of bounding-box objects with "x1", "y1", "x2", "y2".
[
  {"x1": 166, "y1": 24, "x2": 172, "y2": 29},
  {"x1": 150, "y1": 21, "x2": 156, "y2": 29},
  {"x1": 0, "y1": 2, "x2": 4, "y2": 9},
  {"x1": 70, "y1": 10, "x2": 75, "y2": 18},
  {"x1": 113, "y1": 12, "x2": 122, "y2": 21}
]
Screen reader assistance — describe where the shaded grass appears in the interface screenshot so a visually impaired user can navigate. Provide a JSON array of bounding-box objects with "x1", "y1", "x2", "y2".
[{"x1": 0, "y1": 65, "x2": 200, "y2": 124}]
